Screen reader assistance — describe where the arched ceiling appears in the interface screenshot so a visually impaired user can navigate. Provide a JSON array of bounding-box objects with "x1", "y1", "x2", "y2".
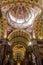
[
  {"x1": 0, "y1": 0, "x2": 43, "y2": 59},
  {"x1": 0, "y1": 0, "x2": 43, "y2": 40},
  {"x1": 8, "y1": 29, "x2": 31, "y2": 48}
]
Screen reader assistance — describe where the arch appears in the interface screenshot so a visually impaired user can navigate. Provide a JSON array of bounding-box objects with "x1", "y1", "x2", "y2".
[{"x1": 8, "y1": 29, "x2": 31, "y2": 48}]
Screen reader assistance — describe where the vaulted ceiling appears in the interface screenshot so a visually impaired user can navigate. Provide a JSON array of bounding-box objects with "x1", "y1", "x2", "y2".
[{"x1": 0, "y1": 0, "x2": 43, "y2": 59}]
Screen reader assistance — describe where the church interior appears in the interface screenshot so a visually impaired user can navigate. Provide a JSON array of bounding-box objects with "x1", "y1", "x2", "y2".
[{"x1": 0, "y1": 0, "x2": 43, "y2": 65}]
